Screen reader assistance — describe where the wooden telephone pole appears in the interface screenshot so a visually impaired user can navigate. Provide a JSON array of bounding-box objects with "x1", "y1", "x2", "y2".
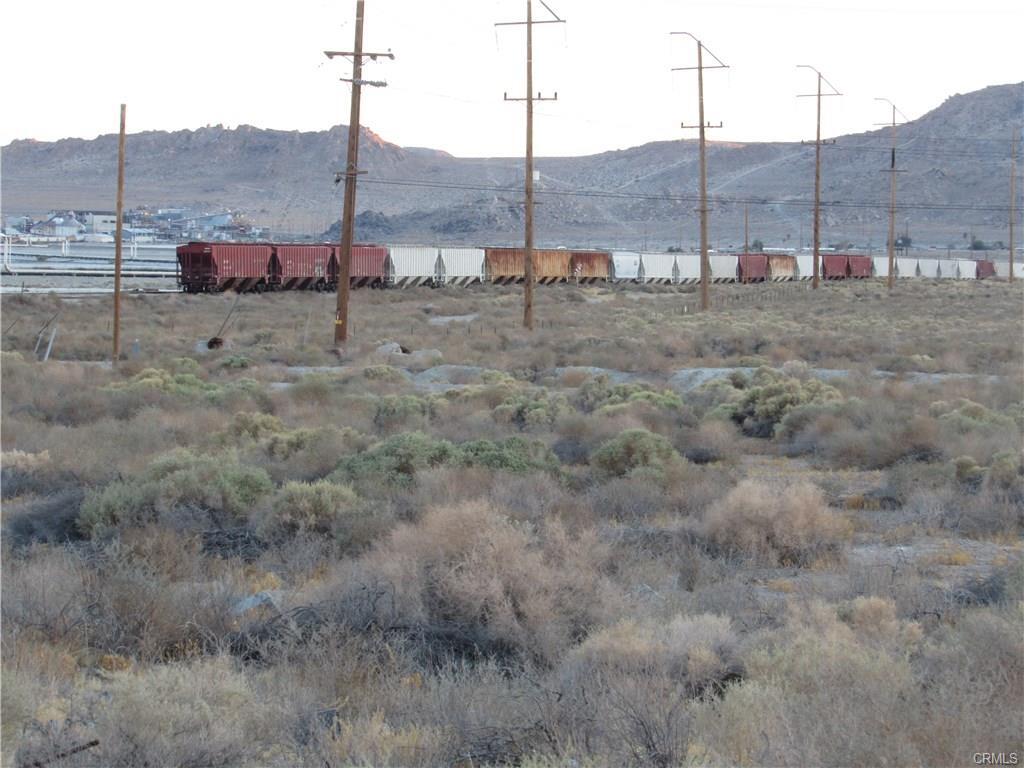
[
  {"x1": 1011, "y1": 131, "x2": 1018, "y2": 283},
  {"x1": 672, "y1": 32, "x2": 727, "y2": 312},
  {"x1": 875, "y1": 98, "x2": 906, "y2": 290},
  {"x1": 498, "y1": 0, "x2": 564, "y2": 331},
  {"x1": 324, "y1": 0, "x2": 393, "y2": 345},
  {"x1": 112, "y1": 104, "x2": 126, "y2": 364},
  {"x1": 797, "y1": 65, "x2": 839, "y2": 290}
]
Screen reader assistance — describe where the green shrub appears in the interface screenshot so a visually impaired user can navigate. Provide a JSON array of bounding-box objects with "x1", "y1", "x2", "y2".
[
  {"x1": 591, "y1": 429, "x2": 680, "y2": 477},
  {"x1": 374, "y1": 394, "x2": 443, "y2": 433},
  {"x1": 458, "y1": 437, "x2": 560, "y2": 474},
  {"x1": 577, "y1": 375, "x2": 683, "y2": 414},
  {"x1": 220, "y1": 354, "x2": 252, "y2": 369},
  {"x1": 333, "y1": 431, "x2": 457, "y2": 489},
  {"x1": 224, "y1": 411, "x2": 285, "y2": 442},
  {"x1": 930, "y1": 398, "x2": 1016, "y2": 433},
  {"x1": 493, "y1": 390, "x2": 569, "y2": 429},
  {"x1": 710, "y1": 368, "x2": 842, "y2": 437},
  {"x1": 363, "y1": 365, "x2": 407, "y2": 382},
  {"x1": 108, "y1": 368, "x2": 219, "y2": 398},
  {"x1": 260, "y1": 480, "x2": 361, "y2": 539},
  {"x1": 79, "y1": 449, "x2": 273, "y2": 536}
]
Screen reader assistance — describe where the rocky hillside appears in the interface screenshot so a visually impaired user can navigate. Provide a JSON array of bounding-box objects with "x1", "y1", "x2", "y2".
[{"x1": 3, "y1": 83, "x2": 1021, "y2": 248}]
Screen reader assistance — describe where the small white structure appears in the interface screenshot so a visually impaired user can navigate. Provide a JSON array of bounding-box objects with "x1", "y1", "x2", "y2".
[
  {"x1": 872, "y1": 256, "x2": 891, "y2": 278},
  {"x1": 994, "y1": 261, "x2": 1012, "y2": 278},
  {"x1": 611, "y1": 251, "x2": 641, "y2": 281},
  {"x1": 78, "y1": 211, "x2": 119, "y2": 234},
  {"x1": 896, "y1": 257, "x2": 918, "y2": 278},
  {"x1": 388, "y1": 245, "x2": 440, "y2": 287},
  {"x1": 936, "y1": 258, "x2": 959, "y2": 279},
  {"x1": 437, "y1": 247, "x2": 484, "y2": 285},
  {"x1": 640, "y1": 252, "x2": 677, "y2": 284},
  {"x1": 674, "y1": 252, "x2": 702, "y2": 283},
  {"x1": 917, "y1": 258, "x2": 940, "y2": 278},
  {"x1": 795, "y1": 254, "x2": 814, "y2": 280},
  {"x1": 709, "y1": 254, "x2": 738, "y2": 282}
]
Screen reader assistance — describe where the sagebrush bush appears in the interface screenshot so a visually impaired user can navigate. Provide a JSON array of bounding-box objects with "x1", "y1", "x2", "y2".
[
  {"x1": 78, "y1": 449, "x2": 273, "y2": 536},
  {"x1": 576, "y1": 375, "x2": 683, "y2": 414},
  {"x1": 259, "y1": 480, "x2": 361, "y2": 539},
  {"x1": 492, "y1": 389, "x2": 569, "y2": 429},
  {"x1": 590, "y1": 428, "x2": 680, "y2": 477},
  {"x1": 703, "y1": 479, "x2": 850, "y2": 565},
  {"x1": 345, "y1": 500, "x2": 620, "y2": 665}
]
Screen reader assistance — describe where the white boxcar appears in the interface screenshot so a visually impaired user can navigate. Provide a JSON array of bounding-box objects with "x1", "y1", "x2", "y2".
[
  {"x1": 872, "y1": 256, "x2": 891, "y2": 278},
  {"x1": 917, "y1": 258, "x2": 940, "y2": 278},
  {"x1": 936, "y1": 258, "x2": 959, "y2": 279},
  {"x1": 675, "y1": 253, "x2": 702, "y2": 283},
  {"x1": 388, "y1": 245, "x2": 439, "y2": 287},
  {"x1": 438, "y1": 247, "x2": 485, "y2": 285},
  {"x1": 896, "y1": 257, "x2": 918, "y2": 278},
  {"x1": 710, "y1": 254, "x2": 738, "y2": 282},
  {"x1": 640, "y1": 252, "x2": 677, "y2": 283},
  {"x1": 994, "y1": 260, "x2": 1012, "y2": 278},
  {"x1": 955, "y1": 260, "x2": 976, "y2": 279},
  {"x1": 795, "y1": 254, "x2": 814, "y2": 280},
  {"x1": 612, "y1": 251, "x2": 641, "y2": 281}
]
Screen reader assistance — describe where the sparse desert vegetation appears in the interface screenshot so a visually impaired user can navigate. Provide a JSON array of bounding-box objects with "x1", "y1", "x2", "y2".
[{"x1": 2, "y1": 279, "x2": 1023, "y2": 767}]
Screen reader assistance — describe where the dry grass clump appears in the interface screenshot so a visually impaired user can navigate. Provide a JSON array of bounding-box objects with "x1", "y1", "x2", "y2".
[
  {"x1": 340, "y1": 501, "x2": 620, "y2": 666},
  {"x1": 703, "y1": 479, "x2": 851, "y2": 565}
]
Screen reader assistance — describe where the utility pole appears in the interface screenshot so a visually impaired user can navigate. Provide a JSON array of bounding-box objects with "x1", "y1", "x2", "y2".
[
  {"x1": 112, "y1": 104, "x2": 126, "y2": 365},
  {"x1": 324, "y1": 1, "x2": 393, "y2": 346},
  {"x1": 672, "y1": 32, "x2": 727, "y2": 312},
  {"x1": 797, "y1": 65, "x2": 840, "y2": 290},
  {"x1": 744, "y1": 204, "x2": 749, "y2": 254},
  {"x1": 875, "y1": 98, "x2": 906, "y2": 290},
  {"x1": 497, "y1": 0, "x2": 564, "y2": 330},
  {"x1": 1011, "y1": 130, "x2": 1018, "y2": 282}
]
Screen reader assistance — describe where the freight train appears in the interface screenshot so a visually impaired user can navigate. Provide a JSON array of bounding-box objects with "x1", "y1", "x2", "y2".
[{"x1": 175, "y1": 241, "x2": 1002, "y2": 293}]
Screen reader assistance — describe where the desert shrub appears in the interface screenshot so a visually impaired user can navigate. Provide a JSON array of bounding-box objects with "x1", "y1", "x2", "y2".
[
  {"x1": 332, "y1": 432, "x2": 559, "y2": 490},
  {"x1": 703, "y1": 479, "x2": 850, "y2": 565},
  {"x1": 220, "y1": 354, "x2": 252, "y2": 369},
  {"x1": 492, "y1": 389, "x2": 569, "y2": 429},
  {"x1": 3, "y1": 490, "x2": 85, "y2": 547},
  {"x1": 590, "y1": 429, "x2": 680, "y2": 477},
  {"x1": 576, "y1": 375, "x2": 683, "y2": 414},
  {"x1": 680, "y1": 420, "x2": 740, "y2": 464},
  {"x1": 259, "y1": 480, "x2": 361, "y2": 539},
  {"x1": 254, "y1": 425, "x2": 367, "y2": 483},
  {"x1": 728, "y1": 368, "x2": 842, "y2": 437},
  {"x1": 549, "y1": 614, "x2": 740, "y2": 766},
  {"x1": 374, "y1": 394, "x2": 444, "y2": 433},
  {"x1": 78, "y1": 449, "x2": 273, "y2": 536},
  {"x1": 14, "y1": 657, "x2": 278, "y2": 768},
  {"x1": 223, "y1": 411, "x2": 285, "y2": 442},
  {"x1": 562, "y1": 613, "x2": 741, "y2": 695},
  {"x1": 106, "y1": 367, "x2": 219, "y2": 398},
  {"x1": 363, "y1": 364, "x2": 408, "y2": 382},
  {"x1": 693, "y1": 602, "x2": 924, "y2": 767},
  {"x1": 952, "y1": 455, "x2": 986, "y2": 489},
  {"x1": 457, "y1": 437, "x2": 560, "y2": 475},
  {"x1": 930, "y1": 397, "x2": 1016, "y2": 432},
  {"x1": 986, "y1": 450, "x2": 1024, "y2": 495},
  {"x1": 333, "y1": 431, "x2": 458, "y2": 489},
  {"x1": 343, "y1": 501, "x2": 619, "y2": 665}
]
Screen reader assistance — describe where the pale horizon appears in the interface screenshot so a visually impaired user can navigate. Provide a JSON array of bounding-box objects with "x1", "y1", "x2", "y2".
[{"x1": 2, "y1": 0, "x2": 1022, "y2": 158}]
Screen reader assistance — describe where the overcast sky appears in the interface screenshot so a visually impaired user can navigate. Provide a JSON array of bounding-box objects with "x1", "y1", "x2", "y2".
[{"x1": 2, "y1": 0, "x2": 1020, "y2": 156}]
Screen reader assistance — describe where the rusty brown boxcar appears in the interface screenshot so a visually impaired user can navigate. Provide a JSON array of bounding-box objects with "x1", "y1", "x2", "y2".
[
  {"x1": 569, "y1": 250, "x2": 611, "y2": 282},
  {"x1": 484, "y1": 247, "x2": 572, "y2": 284},
  {"x1": 177, "y1": 242, "x2": 273, "y2": 293},
  {"x1": 975, "y1": 260, "x2": 996, "y2": 279},
  {"x1": 822, "y1": 254, "x2": 849, "y2": 279},
  {"x1": 847, "y1": 255, "x2": 872, "y2": 278},
  {"x1": 767, "y1": 254, "x2": 797, "y2": 281},
  {"x1": 738, "y1": 253, "x2": 769, "y2": 282},
  {"x1": 274, "y1": 244, "x2": 334, "y2": 290},
  {"x1": 341, "y1": 245, "x2": 389, "y2": 287}
]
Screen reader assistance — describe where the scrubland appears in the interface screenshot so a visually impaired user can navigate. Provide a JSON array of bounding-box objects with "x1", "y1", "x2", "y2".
[{"x1": 2, "y1": 279, "x2": 1022, "y2": 767}]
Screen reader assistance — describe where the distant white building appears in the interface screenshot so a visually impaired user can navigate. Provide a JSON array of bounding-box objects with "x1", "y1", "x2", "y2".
[
  {"x1": 77, "y1": 211, "x2": 120, "y2": 234},
  {"x1": 31, "y1": 213, "x2": 85, "y2": 238}
]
